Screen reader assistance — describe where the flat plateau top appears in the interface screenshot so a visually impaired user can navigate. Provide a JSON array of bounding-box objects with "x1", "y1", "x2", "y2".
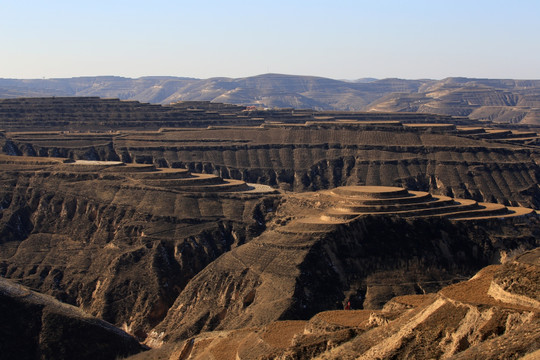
[
  {"x1": 340, "y1": 186, "x2": 404, "y2": 192},
  {"x1": 331, "y1": 186, "x2": 408, "y2": 198},
  {"x1": 403, "y1": 123, "x2": 454, "y2": 127},
  {"x1": 67, "y1": 160, "x2": 124, "y2": 166}
]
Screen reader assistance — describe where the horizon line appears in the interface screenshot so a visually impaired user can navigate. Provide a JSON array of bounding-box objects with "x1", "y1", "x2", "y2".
[{"x1": 1, "y1": 73, "x2": 540, "y2": 82}]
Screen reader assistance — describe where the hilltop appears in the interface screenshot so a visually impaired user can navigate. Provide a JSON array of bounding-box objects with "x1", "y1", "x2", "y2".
[{"x1": 1, "y1": 74, "x2": 539, "y2": 124}]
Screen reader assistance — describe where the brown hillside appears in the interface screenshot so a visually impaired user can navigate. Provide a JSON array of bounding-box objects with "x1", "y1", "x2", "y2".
[
  {"x1": 130, "y1": 247, "x2": 540, "y2": 360},
  {"x1": 147, "y1": 186, "x2": 538, "y2": 345},
  {"x1": 1, "y1": 75, "x2": 539, "y2": 124}
]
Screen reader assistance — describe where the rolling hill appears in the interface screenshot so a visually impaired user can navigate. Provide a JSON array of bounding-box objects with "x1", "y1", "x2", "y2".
[{"x1": 2, "y1": 74, "x2": 539, "y2": 124}]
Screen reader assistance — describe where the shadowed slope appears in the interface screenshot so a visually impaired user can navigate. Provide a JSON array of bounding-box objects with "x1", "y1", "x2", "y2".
[{"x1": 0, "y1": 277, "x2": 145, "y2": 360}]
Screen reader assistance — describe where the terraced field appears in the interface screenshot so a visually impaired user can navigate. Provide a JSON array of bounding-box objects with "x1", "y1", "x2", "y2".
[
  {"x1": 278, "y1": 185, "x2": 535, "y2": 235},
  {"x1": 3, "y1": 121, "x2": 539, "y2": 208},
  {"x1": 62, "y1": 159, "x2": 275, "y2": 194},
  {"x1": 0, "y1": 97, "x2": 464, "y2": 131}
]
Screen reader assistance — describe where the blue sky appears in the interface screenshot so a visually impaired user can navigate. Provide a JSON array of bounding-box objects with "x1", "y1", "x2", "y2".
[{"x1": 1, "y1": 0, "x2": 539, "y2": 80}]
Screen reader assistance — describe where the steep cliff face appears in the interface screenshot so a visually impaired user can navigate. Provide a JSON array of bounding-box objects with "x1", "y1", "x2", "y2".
[
  {"x1": 147, "y1": 229, "x2": 318, "y2": 345},
  {"x1": 118, "y1": 131, "x2": 540, "y2": 208},
  {"x1": 0, "y1": 159, "x2": 276, "y2": 339},
  {"x1": 1, "y1": 155, "x2": 538, "y2": 358}
]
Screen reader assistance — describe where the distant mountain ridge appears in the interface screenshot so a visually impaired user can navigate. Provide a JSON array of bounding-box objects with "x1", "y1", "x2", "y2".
[{"x1": 1, "y1": 74, "x2": 539, "y2": 124}]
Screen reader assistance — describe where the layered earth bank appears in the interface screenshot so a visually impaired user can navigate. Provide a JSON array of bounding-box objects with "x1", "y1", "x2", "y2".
[{"x1": 1, "y1": 98, "x2": 539, "y2": 209}]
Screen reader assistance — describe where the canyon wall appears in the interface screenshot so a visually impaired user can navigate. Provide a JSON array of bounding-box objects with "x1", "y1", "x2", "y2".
[
  {"x1": 4, "y1": 125, "x2": 539, "y2": 208},
  {"x1": 0, "y1": 159, "x2": 275, "y2": 339}
]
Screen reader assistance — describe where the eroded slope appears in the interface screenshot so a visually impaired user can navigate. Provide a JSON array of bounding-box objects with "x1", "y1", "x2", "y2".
[
  {"x1": 0, "y1": 156, "x2": 277, "y2": 339},
  {"x1": 130, "y1": 248, "x2": 540, "y2": 360},
  {"x1": 146, "y1": 187, "x2": 539, "y2": 346},
  {"x1": 1, "y1": 76, "x2": 539, "y2": 124}
]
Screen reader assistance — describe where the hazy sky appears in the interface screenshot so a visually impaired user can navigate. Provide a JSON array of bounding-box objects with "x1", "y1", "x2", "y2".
[{"x1": 1, "y1": 0, "x2": 539, "y2": 80}]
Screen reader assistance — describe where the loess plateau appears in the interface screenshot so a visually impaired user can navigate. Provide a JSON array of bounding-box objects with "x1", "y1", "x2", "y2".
[{"x1": 0, "y1": 97, "x2": 539, "y2": 359}]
